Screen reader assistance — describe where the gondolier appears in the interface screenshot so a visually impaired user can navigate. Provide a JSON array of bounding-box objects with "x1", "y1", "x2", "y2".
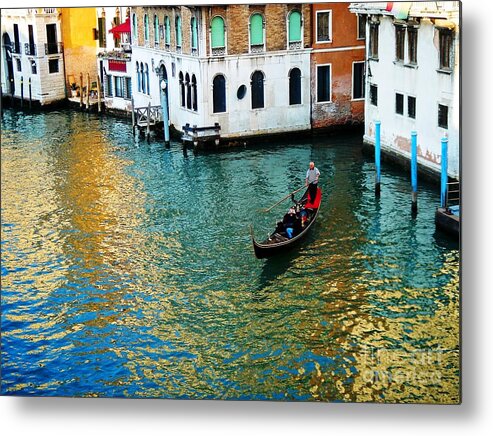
[{"x1": 305, "y1": 162, "x2": 320, "y2": 202}]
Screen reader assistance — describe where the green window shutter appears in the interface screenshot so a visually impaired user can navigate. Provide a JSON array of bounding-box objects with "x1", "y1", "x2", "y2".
[
  {"x1": 191, "y1": 17, "x2": 198, "y2": 49},
  {"x1": 154, "y1": 16, "x2": 159, "y2": 43},
  {"x1": 289, "y1": 11, "x2": 301, "y2": 42},
  {"x1": 250, "y1": 14, "x2": 263, "y2": 45},
  {"x1": 165, "y1": 16, "x2": 170, "y2": 44},
  {"x1": 211, "y1": 16, "x2": 225, "y2": 48},
  {"x1": 144, "y1": 15, "x2": 149, "y2": 40},
  {"x1": 176, "y1": 16, "x2": 182, "y2": 46}
]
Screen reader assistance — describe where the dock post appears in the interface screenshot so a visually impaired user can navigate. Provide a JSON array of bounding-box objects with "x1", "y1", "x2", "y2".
[
  {"x1": 131, "y1": 97, "x2": 135, "y2": 136},
  {"x1": 411, "y1": 130, "x2": 418, "y2": 214},
  {"x1": 96, "y1": 75, "x2": 101, "y2": 113},
  {"x1": 146, "y1": 102, "x2": 151, "y2": 142},
  {"x1": 10, "y1": 78, "x2": 14, "y2": 107},
  {"x1": 86, "y1": 73, "x2": 90, "y2": 110},
  {"x1": 28, "y1": 77, "x2": 32, "y2": 110},
  {"x1": 160, "y1": 79, "x2": 170, "y2": 147},
  {"x1": 80, "y1": 73, "x2": 83, "y2": 108},
  {"x1": 20, "y1": 76, "x2": 24, "y2": 109},
  {"x1": 375, "y1": 120, "x2": 381, "y2": 197},
  {"x1": 440, "y1": 136, "x2": 449, "y2": 208}
]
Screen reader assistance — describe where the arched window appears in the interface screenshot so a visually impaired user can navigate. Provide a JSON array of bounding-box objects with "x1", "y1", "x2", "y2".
[
  {"x1": 179, "y1": 72, "x2": 185, "y2": 107},
  {"x1": 145, "y1": 63, "x2": 150, "y2": 94},
  {"x1": 191, "y1": 17, "x2": 198, "y2": 52},
  {"x1": 144, "y1": 14, "x2": 149, "y2": 42},
  {"x1": 136, "y1": 61, "x2": 141, "y2": 92},
  {"x1": 140, "y1": 62, "x2": 145, "y2": 93},
  {"x1": 164, "y1": 16, "x2": 171, "y2": 47},
  {"x1": 211, "y1": 16, "x2": 225, "y2": 51},
  {"x1": 185, "y1": 73, "x2": 191, "y2": 109},
  {"x1": 289, "y1": 67, "x2": 301, "y2": 105},
  {"x1": 175, "y1": 15, "x2": 182, "y2": 48},
  {"x1": 251, "y1": 70, "x2": 264, "y2": 109},
  {"x1": 192, "y1": 74, "x2": 197, "y2": 111},
  {"x1": 249, "y1": 13, "x2": 264, "y2": 50},
  {"x1": 213, "y1": 74, "x2": 226, "y2": 113},
  {"x1": 288, "y1": 10, "x2": 302, "y2": 46},
  {"x1": 132, "y1": 13, "x2": 137, "y2": 42},
  {"x1": 154, "y1": 15, "x2": 159, "y2": 45}
]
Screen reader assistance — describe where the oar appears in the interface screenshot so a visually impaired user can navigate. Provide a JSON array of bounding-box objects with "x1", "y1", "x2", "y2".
[{"x1": 261, "y1": 185, "x2": 306, "y2": 213}]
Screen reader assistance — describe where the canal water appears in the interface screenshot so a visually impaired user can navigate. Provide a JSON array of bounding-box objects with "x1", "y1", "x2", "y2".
[{"x1": 1, "y1": 109, "x2": 459, "y2": 403}]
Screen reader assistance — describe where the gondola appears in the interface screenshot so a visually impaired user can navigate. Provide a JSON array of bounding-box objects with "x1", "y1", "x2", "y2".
[{"x1": 251, "y1": 186, "x2": 322, "y2": 259}]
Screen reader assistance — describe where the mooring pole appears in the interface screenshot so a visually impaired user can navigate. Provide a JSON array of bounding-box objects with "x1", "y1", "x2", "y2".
[
  {"x1": 160, "y1": 79, "x2": 170, "y2": 147},
  {"x1": 80, "y1": 73, "x2": 83, "y2": 108},
  {"x1": 146, "y1": 102, "x2": 151, "y2": 142},
  {"x1": 96, "y1": 75, "x2": 101, "y2": 113},
  {"x1": 131, "y1": 97, "x2": 135, "y2": 136},
  {"x1": 86, "y1": 73, "x2": 90, "y2": 110},
  {"x1": 440, "y1": 136, "x2": 449, "y2": 208},
  {"x1": 20, "y1": 76, "x2": 24, "y2": 108},
  {"x1": 411, "y1": 130, "x2": 418, "y2": 214},
  {"x1": 29, "y1": 77, "x2": 32, "y2": 110},
  {"x1": 10, "y1": 78, "x2": 14, "y2": 107},
  {"x1": 375, "y1": 120, "x2": 381, "y2": 197}
]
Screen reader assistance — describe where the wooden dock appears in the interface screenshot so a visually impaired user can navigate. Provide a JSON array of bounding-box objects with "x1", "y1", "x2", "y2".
[
  {"x1": 435, "y1": 181, "x2": 460, "y2": 237},
  {"x1": 182, "y1": 123, "x2": 221, "y2": 148}
]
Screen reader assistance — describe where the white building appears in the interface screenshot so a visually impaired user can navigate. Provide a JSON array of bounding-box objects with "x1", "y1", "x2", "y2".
[
  {"x1": 129, "y1": 5, "x2": 311, "y2": 141},
  {"x1": 1, "y1": 8, "x2": 65, "y2": 105},
  {"x1": 97, "y1": 7, "x2": 133, "y2": 114},
  {"x1": 350, "y1": 2, "x2": 460, "y2": 179}
]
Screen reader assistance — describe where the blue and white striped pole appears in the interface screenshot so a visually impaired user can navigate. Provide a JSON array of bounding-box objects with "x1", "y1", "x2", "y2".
[
  {"x1": 375, "y1": 120, "x2": 381, "y2": 197},
  {"x1": 411, "y1": 131, "x2": 418, "y2": 213},
  {"x1": 440, "y1": 136, "x2": 448, "y2": 208},
  {"x1": 160, "y1": 79, "x2": 170, "y2": 146}
]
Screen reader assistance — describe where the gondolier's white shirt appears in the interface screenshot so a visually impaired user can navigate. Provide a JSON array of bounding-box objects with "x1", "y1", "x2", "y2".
[{"x1": 306, "y1": 168, "x2": 320, "y2": 184}]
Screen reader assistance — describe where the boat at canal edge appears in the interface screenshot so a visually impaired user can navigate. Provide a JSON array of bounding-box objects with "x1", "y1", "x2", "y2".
[{"x1": 251, "y1": 187, "x2": 322, "y2": 259}]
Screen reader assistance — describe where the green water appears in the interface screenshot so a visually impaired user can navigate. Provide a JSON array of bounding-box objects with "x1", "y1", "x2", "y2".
[{"x1": 1, "y1": 109, "x2": 459, "y2": 402}]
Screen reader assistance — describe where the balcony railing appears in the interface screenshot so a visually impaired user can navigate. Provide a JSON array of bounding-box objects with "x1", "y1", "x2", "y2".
[
  {"x1": 11, "y1": 43, "x2": 21, "y2": 54},
  {"x1": 211, "y1": 46, "x2": 225, "y2": 56},
  {"x1": 289, "y1": 41, "x2": 302, "y2": 50},
  {"x1": 250, "y1": 44, "x2": 264, "y2": 54},
  {"x1": 45, "y1": 42, "x2": 63, "y2": 55},
  {"x1": 25, "y1": 43, "x2": 37, "y2": 56}
]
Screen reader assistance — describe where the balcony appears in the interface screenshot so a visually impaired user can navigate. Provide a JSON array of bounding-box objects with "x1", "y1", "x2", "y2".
[
  {"x1": 250, "y1": 44, "x2": 264, "y2": 54},
  {"x1": 25, "y1": 43, "x2": 37, "y2": 56},
  {"x1": 45, "y1": 42, "x2": 63, "y2": 55},
  {"x1": 11, "y1": 43, "x2": 21, "y2": 54},
  {"x1": 211, "y1": 46, "x2": 225, "y2": 56},
  {"x1": 289, "y1": 41, "x2": 302, "y2": 50}
]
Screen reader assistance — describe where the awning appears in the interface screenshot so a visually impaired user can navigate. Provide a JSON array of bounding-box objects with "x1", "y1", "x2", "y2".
[
  {"x1": 109, "y1": 18, "x2": 131, "y2": 36},
  {"x1": 434, "y1": 19, "x2": 456, "y2": 30}
]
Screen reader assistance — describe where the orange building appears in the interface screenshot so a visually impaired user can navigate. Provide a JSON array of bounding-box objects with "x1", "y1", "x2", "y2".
[{"x1": 311, "y1": 2, "x2": 365, "y2": 129}]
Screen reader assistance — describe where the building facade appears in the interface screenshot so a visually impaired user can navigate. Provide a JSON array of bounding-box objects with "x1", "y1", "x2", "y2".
[
  {"x1": 311, "y1": 2, "x2": 365, "y2": 129},
  {"x1": 1, "y1": 8, "x2": 66, "y2": 105},
  {"x1": 129, "y1": 4, "x2": 312, "y2": 139},
  {"x1": 350, "y1": 1, "x2": 460, "y2": 179}
]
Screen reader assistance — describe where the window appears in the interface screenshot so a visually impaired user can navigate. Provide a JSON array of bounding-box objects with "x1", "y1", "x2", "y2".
[
  {"x1": 289, "y1": 68, "x2": 301, "y2": 105},
  {"x1": 288, "y1": 10, "x2": 302, "y2": 45},
  {"x1": 136, "y1": 62, "x2": 141, "y2": 92},
  {"x1": 192, "y1": 74, "x2": 197, "y2": 111},
  {"x1": 439, "y1": 29, "x2": 453, "y2": 70},
  {"x1": 185, "y1": 73, "x2": 191, "y2": 109},
  {"x1": 191, "y1": 17, "x2": 198, "y2": 51},
  {"x1": 106, "y1": 74, "x2": 113, "y2": 96},
  {"x1": 124, "y1": 77, "x2": 132, "y2": 99},
  {"x1": 13, "y1": 24, "x2": 20, "y2": 53},
  {"x1": 140, "y1": 62, "x2": 145, "y2": 93},
  {"x1": 16, "y1": 58, "x2": 21, "y2": 72},
  {"x1": 132, "y1": 14, "x2": 137, "y2": 42},
  {"x1": 31, "y1": 60, "x2": 37, "y2": 74},
  {"x1": 145, "y1": 63, "x2": 150, "y2": 95},
  {"x1": 251, "y1": 70, "x2": 264, "y2": 109},
  {"x1": 316, "y1": 11, "x2": 332, "y2": 43},
  {"x1": 352, "y1": 62, "x2": 365, "y2": 100},
  {"x1": 165, "y1": 16, "x2": 171, "y2": 47},
  {"x1": 369, "y1": 22, "x2": 379, "y2": 59},
  {"x1": 98, "y1": 16, "x2": 106, "y2": 48},
  {"x1": 154, "y1": 15, "x2": 159, "y2": 45},
  {"x1": 115, "y1": 76, "x2": 124, "y2": 97},
  {"x1": 250, "y1": 13, "x2": 264, "y2": 50},
  {"x1": 408, "y1": 96, "x2": 416, "y2": 119},
  {"x1": 144, "y1": 14, "x2": 149, "y2": 42},
  {"x1": 438, "y1": 104, "x2": 448, "y2": 129},
  {"x1": 213, "y1": 74, "x2": 226, "y2": 113},
  {"x1": 179, "y1": 72, "x2": 185, "y2": 107},
  {"x1": 395, "y1": 25, "x2": 405, "y2": 62},
  {"x1": 175, "y1": 16, "x2": 182, "y2": 48},
  {"x1": 211, "y1": 16, "x2": 225, "y2": 51},
  {"x1": 408, "y1": 27, "x2": 418, "y2": 64},
  {"x1": 48, "y1": 59, "x2": 59, "y2": 73},
  {"x1": 370, "y1": 84, "x2": 378, "y2": 106},
  {"x1": 317, "y1": 65, "x2": 331, "y2": 102},
  {"x1": 357, "y1": 14, "x2": 366, "y2": 40},
  {"x1": 395, "y1": 92, "x2": 404, "y2": 115}
]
